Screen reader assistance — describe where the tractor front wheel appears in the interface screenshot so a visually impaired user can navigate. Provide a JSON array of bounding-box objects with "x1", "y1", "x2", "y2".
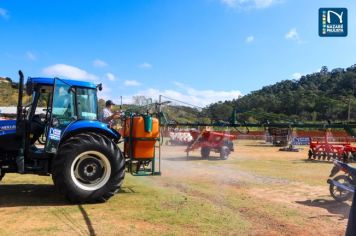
[
  {"x1": 220, "y1": 146, "x2": 230, "y2": 160},
  {"x1": 52, "y1": 132, "x2": 125, "y2": 203},
  {"x1": 201, "y1": 147, "x2": 210, "y2": 159}
]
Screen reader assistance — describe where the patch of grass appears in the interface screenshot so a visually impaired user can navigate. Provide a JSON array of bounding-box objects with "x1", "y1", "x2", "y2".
[
  {"x1": 0, "y1": 174, "x2": 250, "y2": 235},
  {"x1": 100, "y1": 175, "x2": 251, "y2": 235},
  {"x1": 227, "y1": 158, "x2": 331, "y2": 186},
  {"x1": 177, "y1": 178, "x2": 305, "y2": 227}
]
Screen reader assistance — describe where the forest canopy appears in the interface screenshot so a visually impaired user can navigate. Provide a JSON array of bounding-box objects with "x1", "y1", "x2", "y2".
[{"x1": 204, "y1": 64, "x2": 356, "y2": 123}]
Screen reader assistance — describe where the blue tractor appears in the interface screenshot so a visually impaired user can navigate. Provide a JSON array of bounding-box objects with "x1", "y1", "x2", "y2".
[{"x1": 0, "y1": 71, "x2": 125, "y2": 203}]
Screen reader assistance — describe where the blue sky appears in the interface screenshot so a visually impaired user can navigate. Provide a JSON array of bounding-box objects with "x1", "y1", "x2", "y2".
[{"x1": 0, "y1": 0, "x2": 355, "y2": 106}]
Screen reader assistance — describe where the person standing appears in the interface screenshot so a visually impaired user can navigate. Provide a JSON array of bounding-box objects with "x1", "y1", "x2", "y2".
[{"x1": 101, "y1": 100, "x2": 120, "y2": 126}]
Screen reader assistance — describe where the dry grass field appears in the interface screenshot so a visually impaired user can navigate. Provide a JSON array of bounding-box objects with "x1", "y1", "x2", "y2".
[{"x1": 0, "y1": 140, "x2": 351, "y2": 235}]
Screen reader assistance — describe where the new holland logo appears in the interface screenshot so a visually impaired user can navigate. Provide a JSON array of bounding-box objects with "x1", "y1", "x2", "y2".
[{"x1": 319, "y1": 8, "x2": 348, "y2": 37}]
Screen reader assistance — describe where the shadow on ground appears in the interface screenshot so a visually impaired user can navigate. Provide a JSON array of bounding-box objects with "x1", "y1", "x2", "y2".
[
  {"x1": 296, "y1": 198, "x2": 350, "y2": 220},
  {"x1": 0, "y1": 184, "x2": 67, "y2": 207},
  {"x1": 165, "y1": 155, "x2": 225, "y2": 162},
  {"x1": 291, "y1": 159, "x2": 334, "y2": 164},
  {"x1": 0, "y1": 184, "x2": 136, "y2": 207},
  {"x1": 244, "y1": 144, "x2": 274, "y2": 147}
]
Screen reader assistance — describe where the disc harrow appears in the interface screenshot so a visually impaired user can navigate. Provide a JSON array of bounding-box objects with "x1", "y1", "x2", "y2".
[{"x1": 308, "y1": 133, "x2": 356, "y2": 162}]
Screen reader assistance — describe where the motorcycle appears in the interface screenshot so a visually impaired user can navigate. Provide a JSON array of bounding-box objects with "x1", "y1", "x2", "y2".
[{"x1": 327, "y1": 160, "x2": 356, "y2": 202}]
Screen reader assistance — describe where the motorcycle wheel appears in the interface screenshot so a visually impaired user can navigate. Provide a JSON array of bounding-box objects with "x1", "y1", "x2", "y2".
[{"x1": 329, "y1": 175, "x2": 354, "y2": 202}]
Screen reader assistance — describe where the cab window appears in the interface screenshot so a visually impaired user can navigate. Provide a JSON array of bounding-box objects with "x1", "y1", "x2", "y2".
[{"x1": 76, "y1": 88, "x2": 98, "y2": 120}]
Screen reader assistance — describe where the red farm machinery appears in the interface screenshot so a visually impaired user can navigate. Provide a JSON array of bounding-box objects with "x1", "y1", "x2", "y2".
[
  {"x1": 308, "y1": 131, "x2": 356, "y2": 162},
  {"x1": 185, "y1": 129, "x2": 237, "y2": 160}
]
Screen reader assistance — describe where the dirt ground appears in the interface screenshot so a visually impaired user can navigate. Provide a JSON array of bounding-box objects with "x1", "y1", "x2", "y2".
[
  {"x1": 0, "y1": 140, "x2": 351, "y2": 235},
  {"x1": 159, "y1": 140, "x2": 350, "y2": 235}
]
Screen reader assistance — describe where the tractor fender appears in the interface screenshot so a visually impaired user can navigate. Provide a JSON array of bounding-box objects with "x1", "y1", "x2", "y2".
[{"x1": 60, "y1": 120, "x2": 121, "y2": 144}]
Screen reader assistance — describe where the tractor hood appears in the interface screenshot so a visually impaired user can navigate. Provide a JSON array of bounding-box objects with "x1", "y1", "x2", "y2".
[{"x1": 0, "y1": 119, "x2": 16, "y2": 136}]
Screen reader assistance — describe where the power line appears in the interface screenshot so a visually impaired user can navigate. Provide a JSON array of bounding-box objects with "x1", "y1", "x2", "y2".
[{"x1": 160, "y1": 95, "x2": 205, "y2": 110}]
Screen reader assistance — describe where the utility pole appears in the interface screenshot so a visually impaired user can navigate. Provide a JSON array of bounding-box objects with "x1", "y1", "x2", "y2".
[{"x1": 348, "y1": 97, "x2": 352, "y2": 123}]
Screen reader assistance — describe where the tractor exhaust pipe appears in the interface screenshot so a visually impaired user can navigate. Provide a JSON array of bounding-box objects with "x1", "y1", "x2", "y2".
[
  {"x1": 16, "y1": 70, "x2": 25, "y2": 173},
  {"x1": 16, "y1": 70, "x2": 24, "y2": 123}
]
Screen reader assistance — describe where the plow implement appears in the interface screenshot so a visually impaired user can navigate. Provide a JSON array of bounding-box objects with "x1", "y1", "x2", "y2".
[{"x1": 308, "y1": 132, "x2": 356, "y2": 162}]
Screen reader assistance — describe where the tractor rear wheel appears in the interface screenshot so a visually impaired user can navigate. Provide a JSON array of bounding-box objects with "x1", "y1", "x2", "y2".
[
  {"x1": 201, "y1": 147, "x2": 210, "y2": 159},
  {"x1": 220, "y1": 146, "x2": 230, "y2": 160},
  {"x1": 52, "y1": 132, "x2": 125, "y2": 203}
]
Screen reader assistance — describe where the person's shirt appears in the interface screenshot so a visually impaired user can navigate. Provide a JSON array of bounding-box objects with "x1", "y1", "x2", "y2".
[{"x1": 101, "y1": 107, "x2": 113, "y2": 124}]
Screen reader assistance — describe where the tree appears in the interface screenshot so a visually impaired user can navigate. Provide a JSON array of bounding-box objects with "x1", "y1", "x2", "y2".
[
  {"x1": 320, "y1": 66, "x2": 329, "y2": 75},
  {"x1": 207, "y1": 64, "x2": 356, "y2": 122}
]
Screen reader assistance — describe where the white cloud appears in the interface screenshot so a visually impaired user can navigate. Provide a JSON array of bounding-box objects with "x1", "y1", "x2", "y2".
[
  {"x1": 285, "y1": 28, "x2": 304, "y2": 43},
  {"x1": 221, "y1": 0, "x2": 281, "y2": 9},
  {"x1": 124, "y1": 80, "x2": 141, "y2": 87},
  {"x1": 106, "y1": 72, "x2": 116, "y2": 81},
  {"x1": 221, "y1": 0, "x2": 237, "y2": 7},
  {"x1": 26, "y1": 51, "x2": 37, "y2": 61},
  {"x1": 292, "y1": 73, "x2": 302, "y2": 80},
  {"x1": 172, "y1": 81, "x2": 185, "y2": 88},
  {"x1": 254, "y1": 0, "x2": 280, "y2": 8},
  {"x1": 285, "y1": 28, "x2": 298, "y2": 40},
  {"x1": 245, "y1": 36, "x2": 254, "y2": 43},
  {"x1": 0, "y1": 8, "x2": 9, "y2": 19},
  {"x1": 42, "y1": 64, "x2": 98, "y2": 81},
  {"x1": 138, "y1": 62, "x2": 152, "y2": 69},
  {"x1": 125, "y1": 82, "x2": 242, "y2": 107},
  {"x1": 93, "y1": 59, "x2": 108, "y2": 68}
]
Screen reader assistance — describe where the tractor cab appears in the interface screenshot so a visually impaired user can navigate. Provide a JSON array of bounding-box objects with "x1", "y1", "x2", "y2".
[{"x1": 24, "y1": 77, "x2": 101, "y2": 153}]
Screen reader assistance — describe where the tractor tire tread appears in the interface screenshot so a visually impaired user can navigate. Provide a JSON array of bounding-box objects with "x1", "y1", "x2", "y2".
[{"x1": 52, "y1": 132, "x2": 125, "y2": 204}]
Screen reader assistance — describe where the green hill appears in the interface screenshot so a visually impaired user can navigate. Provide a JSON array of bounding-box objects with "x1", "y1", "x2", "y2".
[
  {"x1": 0, "y1": 77, "x2": 20, "y2": 106},
  {"x1": 205, "y1": 65, "x2": 356, "y2": 123}
]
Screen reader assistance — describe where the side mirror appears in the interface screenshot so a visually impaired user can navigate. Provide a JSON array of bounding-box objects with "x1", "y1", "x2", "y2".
[{"x1": 97, "y1": 83, "x2": 102, "y2": 91}]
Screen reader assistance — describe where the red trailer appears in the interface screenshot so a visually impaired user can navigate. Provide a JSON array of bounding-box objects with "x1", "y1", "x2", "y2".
[{"x1": 186, "y1": 130, "x2": 236, "y2": 160}]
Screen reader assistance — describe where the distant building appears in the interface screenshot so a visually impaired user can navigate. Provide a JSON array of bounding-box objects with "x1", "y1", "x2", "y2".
[
  {"x1": 0, "y1": 107, "x2": 17, "y2": 114},
  {"x1": 0, "y1": 107, "x2": 17, "y2": 119}
]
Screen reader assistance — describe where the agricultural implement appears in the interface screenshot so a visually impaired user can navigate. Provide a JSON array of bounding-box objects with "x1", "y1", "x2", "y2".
[
  {"x1": 122, "y1": 114, "x2": 161, "y2": 176},
  {"x1": 163, "y1": 114, "x2": 356, "y2": 163},
  {"x1": 0, "y1": 71, "x2": 161, "y2": 203},
  {"x1": 267, "y1": 127, "x2": 291, "y2": 147},
  {"x1": 186, "y1": 130, "x2": 236, "y2": 160},
  {"x1": 168, "y1": 130, "x2": 193, "y2": 145},
  {"x1": 308, "y1": 132, "x2": 356, "y2": 162}
]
